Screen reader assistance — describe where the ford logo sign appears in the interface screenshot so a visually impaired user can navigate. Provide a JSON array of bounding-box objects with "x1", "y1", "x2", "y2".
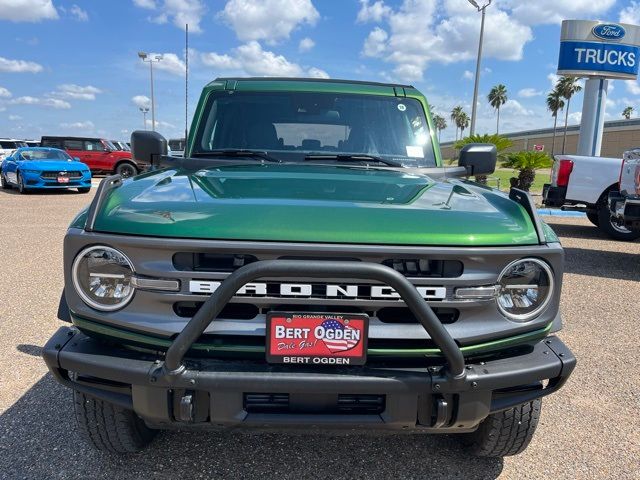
[{"x1": 592, "y1": 24, "x2": 626, "y2": 41}]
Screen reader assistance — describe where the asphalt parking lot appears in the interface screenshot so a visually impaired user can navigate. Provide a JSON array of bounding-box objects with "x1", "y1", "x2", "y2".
[{"x1": 0, "y1": 187, "x2": 638, "y2": 480}]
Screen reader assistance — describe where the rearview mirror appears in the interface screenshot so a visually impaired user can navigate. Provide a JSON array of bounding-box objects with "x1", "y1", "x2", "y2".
[
  {"x1": 131, "y1": 130, "x2": 168, "y2": 167},
  {"x1": 458, "y1": 143, "x2": 497, "y2": 177}
]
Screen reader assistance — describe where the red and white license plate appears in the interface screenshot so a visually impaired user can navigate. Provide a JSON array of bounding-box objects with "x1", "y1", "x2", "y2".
[
  {"x1": 266, "y1": 312, "x2": 368, "y2": 366},
  {"x1": 57, "y1": 176, "x2": 70, "y2": 183}
]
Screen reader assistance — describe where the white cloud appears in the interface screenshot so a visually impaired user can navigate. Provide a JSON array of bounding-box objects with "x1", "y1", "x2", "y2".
[
  {"x1": 307, "y1": 67, "x2": 329, "y2": 78},
  {"x1": 298, "y1": 37, "x2": 315, "y2": 52},
  {"x1": 9, "y1": 96, "x2": 71, "y2": 109},
  {"x1": 502, "y1": 99, "x2": 534, "y2": 117},
  {"x1": 547, "y1": 73, "x2": 560, "y2": 90},
  {"x1": 0, "y1": 0, "x2": 58, "y2": 22},
  {"x1": 0, "y1": 56, "x2": 43, "y2": 73},
  {"x1": 132, "y1": 95, "x2": 151, "y2": 108},
  {"x1": 518, "y1": 88, "x2": 543, "y2": 98},
  {"x1": 8, "y1": 114, "x2": 22, "y2": 120},
  {"x1": 134, "y1": 0, "x2": 205, "y2": 32},
  {"x1": 60, "y1": 120, "x2": 95, "y2": 130},
  {"x1": 362, "y1": 27, "x2": 388, "y2": 57},
  {"x1": 133, "y1": 0, "x2": 156, "y2": 8},
  {"x1": 156, "y1": 53, "x2": 187, "y2": 76},
  {"x1": 54, "y1": 84, "x2": 102, "y2": 100},
  {"x1": 145, "y1": 119, "x2": 176, "y2": 129},
  {"x1": 70, "y1": 4, "x2": 88, "y2": 21},
  {"x1": 625, "y1": 80, "x2": 640, "y2": 96},
  {"x1": 220, "y1": 0, "x2": 319, "y2": 43},
  {"x1": 357, "y1": 0, "x2": 391, "y2": 23},
  {"x1": 359, "y1": 0, "x2": 532, "y2": 82},
  {"x1": 201, "y1": 41, "x2": 328, "y2": 78},
  {"x1": 462, "y1": 70, "x2": 474, "y2": 80},
  {"x1": 0, "y1": 87, "x2": 11, "y2": 98},
  {"x1": 568, "y1": 111, "x2": 582, "y2": 124},
  {"x1": 620, "y1": 1, "x2": 640, "y2": 24},
  {"x1": 501, "y1": 0, "x2": 616, "y2": 26}
]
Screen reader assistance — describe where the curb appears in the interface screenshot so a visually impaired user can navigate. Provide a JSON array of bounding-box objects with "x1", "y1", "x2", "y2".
[{"x1": 537, "y1": 209, "x2": 586, "y2": 217}]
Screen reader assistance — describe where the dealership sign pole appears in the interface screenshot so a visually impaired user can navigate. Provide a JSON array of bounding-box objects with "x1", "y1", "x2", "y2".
[{"x1": 558, "y1": 20, "x2": 640, "y2": 157}]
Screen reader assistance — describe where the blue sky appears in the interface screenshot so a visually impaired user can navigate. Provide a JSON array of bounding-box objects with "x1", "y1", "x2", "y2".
[{"x1": 2, "y1": 0, "x2": 640, "y2": 142}]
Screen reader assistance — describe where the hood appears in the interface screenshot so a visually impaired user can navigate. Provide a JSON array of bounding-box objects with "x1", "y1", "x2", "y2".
[
  {"x1": 89, "y1": 164, "x2": 538, "y2": 246},
  {"x1": 19, "y1": 160, "x2": 88, "y2": 171}
]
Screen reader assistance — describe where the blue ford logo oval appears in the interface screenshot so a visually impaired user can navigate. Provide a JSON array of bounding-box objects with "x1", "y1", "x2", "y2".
[{"x1": 592, "y1": 23, "x2": 626, "y2": 40}]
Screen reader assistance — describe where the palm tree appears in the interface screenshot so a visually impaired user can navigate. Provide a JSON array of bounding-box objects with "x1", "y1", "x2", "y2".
[
  {"x1": 503, "y1": 151, "x2": 553, "y2": 192},
  {"x1": 546, "y1": 88, "x2": 565, "y2": 155},
  {"x1": 454, "y1": 134, "x2": 513, "y2": 162},
  {"x1": 433, "y1": 114, "x2": 447, "y2": 142},
  {"x1": 487, "y1": 84, "x2": 508, "y2": 134},
  {"x1": 457, "y1": 112, "x2": 470, "y2": 138},
  {"x1": 557, "y1": 76, "x2": 582, "y2": 154},
  {"x1": 622, "y1": 106, "x2": 634, "y2": 119},
  {"x1": 451, "y1": 106, "x2": 464, "y2": 141}
]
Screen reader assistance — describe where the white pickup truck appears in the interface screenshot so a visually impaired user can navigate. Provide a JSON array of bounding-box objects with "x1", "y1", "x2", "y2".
[
  {"x1": 609, "y1": 148, "x2": 640, "y2": 233},
  {"x1": 542, "y1": 154, "x2": 640, "y2": 241}
]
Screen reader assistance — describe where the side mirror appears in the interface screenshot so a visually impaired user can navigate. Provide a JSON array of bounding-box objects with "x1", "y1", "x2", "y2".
[
  {"x1": 131, "y1": 130, "x2": 168, "y2": 167},
  {"x1": 74, "y1": 157, "x2": 81, "y2": 162},
  {"x1": 458, "y1": 143, "x2": 497, "y2": 176}
]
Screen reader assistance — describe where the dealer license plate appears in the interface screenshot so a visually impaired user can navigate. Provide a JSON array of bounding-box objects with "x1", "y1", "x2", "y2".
[
  {"x1": 266, "y1": 312, "x2": 368, "y2": 366},
  {"x1": 57, "y1": 176, "x2": 70, "y2": 183}
]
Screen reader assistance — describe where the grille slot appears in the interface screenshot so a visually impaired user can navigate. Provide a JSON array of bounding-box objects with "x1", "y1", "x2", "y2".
[
  {"x1": 243, "y1": 393, "x2": 385, "y2": 415},
  {"x1": 173, "y1": 253, "x2": 258, "y2": 272},
  {"x1": 41, "y1": 170, "x2": 82, "y2": 179},
  {"x1": 337, "y1": 394, "x2": 385, "y2": 414},
  {"x1": 244, "y1": 393, "x2": 289, "y2": 413},
  {"x1": 174, "y1": 302, "x2": 258, "y2": 319},
  {"x1": 377, "y1": 307, "x2": 458, "y2": 324},
  {"x1": 382, "y1": 258, "x2": 463, "y2": 277}
]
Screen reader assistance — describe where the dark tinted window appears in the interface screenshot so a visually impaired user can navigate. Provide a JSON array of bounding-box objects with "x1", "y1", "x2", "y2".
[
  {"x1": 64, "y1": 140, "x2": 84, "y2": 150},
  {"x1": 84, "y1": 140, "x2": 105, "y2": 151},
  {"x1": 0, "y1": 141, "x2": 17, "y2": 149}
]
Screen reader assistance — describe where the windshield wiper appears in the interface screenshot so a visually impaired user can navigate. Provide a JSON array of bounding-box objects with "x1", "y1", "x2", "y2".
[
  {"x1": 304, "y1": 153, "x2": 401, "y2": 167},
  {"x1": 192, "y1": 149, "x2": 281, "y2": 163}
]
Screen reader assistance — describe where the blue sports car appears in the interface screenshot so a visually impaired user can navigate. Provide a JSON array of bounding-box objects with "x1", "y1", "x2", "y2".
[{"x1": 1, "y1": 147, "x2": 92, "y2": 194}]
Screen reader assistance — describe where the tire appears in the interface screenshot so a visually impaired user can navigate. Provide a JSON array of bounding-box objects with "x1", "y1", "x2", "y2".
[
  {"x1": 73, "y1": 390, "x2": 157, "y2": 453},
  {"x1": 77, "y1": 187, "x2": 91, "y2": 193},
  {"x1": 17, "y1": 172, "x2": 28, "y2": 194},
  {"x1": 596, "y1": 202, "x2": 640, "y2": 241},
  {"x1": 462, "y1": 399, "x2": 541, "y2": 458},
  {"x1": 115, "y1": 162, "x2": 137, "y2": 179},
  {"x1": 1, "y1": 173, "x2": 10, "y2": 189},
  {"x1": 586, "y1": 210, "x2": 599, "y2": 227}
]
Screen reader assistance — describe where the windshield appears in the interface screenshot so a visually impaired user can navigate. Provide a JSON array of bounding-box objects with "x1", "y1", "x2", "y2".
[
  {"x1": 193, "y1": 91, "x2": 436, "y2": 167},
  {"x1": 19, "y1": 149, "x2": 72, "y2": 161}
]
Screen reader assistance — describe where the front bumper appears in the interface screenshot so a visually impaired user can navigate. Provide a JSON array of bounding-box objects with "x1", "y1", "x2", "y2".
[
  {"x1": 542, "y1": 184, "x2": 567, "y2": 208},
  {"x1": 22, "y1": 171, "x2": 91, "y2": 189},
  {"x1": 609, "y1": 191, "x2": 640, "y2": 232},
  {"x1": 44, "y1": 260, "x2": 575, "y2": 432},
  {"x1": 44, "y1": 327, "x2": 575, "y2": 432}
]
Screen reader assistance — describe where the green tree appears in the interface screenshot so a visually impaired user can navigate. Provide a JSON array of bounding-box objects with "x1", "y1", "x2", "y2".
[
  {"x1": 457, "y1": 111, "x2": 470, "y2": 138},
  {"x1": 503, "y1": 150, "x2": 553, "y2": 192},
  {"x1": 433, "y1": 114, "x2": 447, "y2": 142},
  {"x1": 622, "y1": 106, "x2": 634, "y2": 119},
  {"x1": 451, "y1": 106, "x2": 464, "y2": 141},
  {"x1": 487, "y1": 84, "x2": 508, "y2": 134},
  {"x1": 557, "y1": 76, "x2": 582, "y2": 154},
  {"x1": 546, "y1": 88, "x2": 565, "y2": 155},
  {"x1": 454, "y1": 133, "x2": 513, "y2": 162}
]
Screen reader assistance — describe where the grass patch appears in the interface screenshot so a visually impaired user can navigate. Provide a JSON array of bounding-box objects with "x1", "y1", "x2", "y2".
[{"x1": 487, "y1": 169, "x2": 550, "y2": 194}]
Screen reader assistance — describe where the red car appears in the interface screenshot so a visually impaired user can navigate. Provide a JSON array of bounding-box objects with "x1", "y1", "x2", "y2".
[{"x1": 40, "y1": 136, "x2": 143, "y2": 178}]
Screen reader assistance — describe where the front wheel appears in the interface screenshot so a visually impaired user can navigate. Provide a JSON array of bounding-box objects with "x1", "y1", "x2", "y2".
[
  {"x1": 17, "y1": 172, "x2": 28, "y2": 194},
  {"x1": 1, "y1": 173, "x2": 10, "y2": 189},
  {"x1": 73, "y1": 390, "x2": 157, "y2": 453},
  {"x1": 597, "y1": 203, "x2": 640, "y2": 241},
  {"x1": 462, "y1": 399, "x2": 541, "y2": 457},
  {"x1": 586, "y1": 210, "x2": 599, "y2": 227},
  {"x1": 115, "y1": 162, "x2": 137, "y2": 179}
]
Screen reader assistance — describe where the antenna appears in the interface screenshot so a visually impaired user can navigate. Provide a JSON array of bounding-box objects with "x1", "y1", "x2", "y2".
[{"x1": 185, "y1": 23, "x2": 189, "y2": 151}]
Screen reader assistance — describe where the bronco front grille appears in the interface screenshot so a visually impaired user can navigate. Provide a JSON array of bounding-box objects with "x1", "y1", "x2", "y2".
[{"x1": 243, "y1": 393, "x2": 386, "y2": 414}]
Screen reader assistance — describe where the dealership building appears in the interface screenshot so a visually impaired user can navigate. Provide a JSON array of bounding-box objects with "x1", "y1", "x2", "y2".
[{"x1": 440, "y1": 117, "x2": 640, "y2": 160}]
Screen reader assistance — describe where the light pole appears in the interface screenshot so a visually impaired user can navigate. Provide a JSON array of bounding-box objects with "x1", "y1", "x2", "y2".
[
  {"x1": 138, "y1": 51, "x2": 163, "y2": 132},
  {"x1": 468, "y1": 0, "x2": 491, "y2": 136},
  {"x1": 139, "y1": 106, "x2": 149, "y2": 129}
]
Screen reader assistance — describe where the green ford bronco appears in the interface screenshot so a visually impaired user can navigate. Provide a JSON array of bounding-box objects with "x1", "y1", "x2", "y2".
[{"x1": 43, "y1": 77, "x2": 575, "y2": 457}]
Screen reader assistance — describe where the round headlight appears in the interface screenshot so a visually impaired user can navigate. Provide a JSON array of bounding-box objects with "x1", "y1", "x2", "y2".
[
  {"x1": 72, "y1": 246, "x2": 135, "y2": 311},
  {"x1": 496, "y1": 258, "x2": 554, "y2": 322}
]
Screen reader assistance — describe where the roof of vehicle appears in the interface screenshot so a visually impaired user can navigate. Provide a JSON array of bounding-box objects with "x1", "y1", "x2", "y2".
[
  {"x1": 206, "y1": 77, "x2": 418, "y2": 96},
  {"x1": 13, "y1": 146, "x2": 66, "y2": 152},
  {"x1": 41, "y1": 135, "x2": 103, "y2": 141}
]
